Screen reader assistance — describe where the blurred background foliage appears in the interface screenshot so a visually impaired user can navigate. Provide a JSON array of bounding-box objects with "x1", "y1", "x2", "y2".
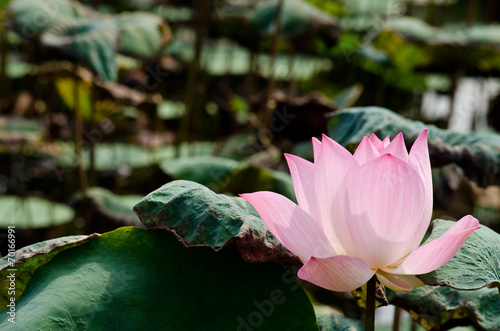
[{"x1": 1, "y1": 0, "x2": 500, "y2": 329}]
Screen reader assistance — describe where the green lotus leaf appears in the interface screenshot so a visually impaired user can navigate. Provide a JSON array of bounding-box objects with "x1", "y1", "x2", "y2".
[
  {"x1": 72, "y1": 187, "x2": 142, "y2": 227},
  {"x1": 0, "y1": 227, "x2": 318, "y2": 330},
  {"x1": 249, "y1": 0, "x2": 336, "y2": 37},
  {"x1": 315, "y1": 305, "x2": 364, "y2": 331},
  {"x1": 8, "y1": 0, "x2": 96, "y2": 35},
  {"x1": 0, "y1": 234, "x2": 98, "y2": 310},
  {"x1": 0, "y1": 196, "x2": 74, "y2": 229},
  {"x1": 418, "y1": 219, "x2": 500, "y2": 290},
  {"x1": 133, "y1": 180, "x2": 300, "y2": 265},
  {"x1": 160, "y1": 156, "x2": 239, "y2": 191},
  {"x1": 115, "y1": 12, "x2": 171, "y2": 58},
  {"x1": 388, "y1": 286, "x2": 500, "y2": 330}
]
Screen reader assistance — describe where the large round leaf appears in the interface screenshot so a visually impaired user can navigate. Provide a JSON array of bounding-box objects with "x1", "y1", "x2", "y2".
[
  {"x1": 83, "y1": 143, "x2": 156, "y2": 171},
  {"x1": 50, "y1": 142, "x2": 217, "y2": 172},
  {"x1": 42, "y1": 19, "x2": 118, "y2": 81},
  {"x1": 387, "y1": 286, "x2": 500, "y2": 331},
  {"x1": 72, "y1": 187, "x2": 142, "y2": 227},
  {"x1": 159, "y1": 157, "x2": 295, "y2": 199},
  {"x1": 418, "y1": 219, "x2": 500, "y2": 290},
  {"x1": 8, "y1": 0, "x2": 96, "y2": 35},
  {"x1": 11, "y1": 0, "x2": 170, "y2": 81},
  {"x1": 157, "y1": 100, "x2": 185, "y2": 120},
  {"x1": 0, "y1": 196, "x2": 74, "y2": 229},
  {"x1": 115, "y1": 12, "x2": 171, "y2": 58},
  {"x1": 0, "y1": 117, "x2": 43, "y2": 141},
  {"x1": 0, "y1": 234, "x2": 98, "y2": 310},
  {"x1": 373, "y1": 17, "x2": 500, "y2": 73},
  {"x1": 159, "y1": 156, "x2": 239, "y2": 190},
  {"x1": 133, "y1": 180, "x2": 264, "y2": 248},
  {"x1": 249, "y1": 0, "x2": 335, "y2": 37},
  {"x1": 0, "y1": 227, "x2": 319, "y2": 330},
  {"x1": 133, "y1": 180, "x2": 300, "y2": 265},
  {"x1": 315, "y1": 305, "x2": 364, "y2": 331},
  {"x1": 165, "y1": 35, "x2": 333, "y2": 80}
]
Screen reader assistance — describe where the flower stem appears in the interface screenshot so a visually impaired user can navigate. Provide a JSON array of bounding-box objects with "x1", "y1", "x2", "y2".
[{"x1": 365, "y1": 275, "x2": 377, "y2": 331}]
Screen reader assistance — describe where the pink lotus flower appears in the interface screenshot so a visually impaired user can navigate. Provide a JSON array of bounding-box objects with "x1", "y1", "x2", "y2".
[{"x1": 241, "y1": 130, "x2": 479, "y2": 292}]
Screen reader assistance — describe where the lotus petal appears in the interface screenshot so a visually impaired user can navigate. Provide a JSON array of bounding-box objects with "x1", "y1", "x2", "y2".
[
  {"x1": 314, "y1": 135, "x2": 359, "y2": 254},
  {"x1": 298, "y1": 255, "x2": 375, "y2": 292},
  {"x1": 353, "y1": 136, "x2": 379, "y2": 165},
  {"x1": 285, "y1": 154, "x2": 318, "y2": 220},
  {"x1": 391, "y1": 215, "x2": 479, "y2": 275},
  {"x1": 408, "y1": 129, "x2": 433, "y2": 250},
  {"x1": 241, "y1": 192, "x2": 335, "y2": 260},
  {"x1": 312, "y1": 137, "x2": 322, "y2": 162},
  {"x1": 369, "y1": 134, "x2": 390, "y2": 152},
  {"x1": 381, "y1": 133, "x2": 408, "y2": 161},
  {"x1": 376, "y1": 270, "x2": 424, "y2": 292},
  {"x1": 344, "y1": 154, "x2": 425, "y2": 267}
]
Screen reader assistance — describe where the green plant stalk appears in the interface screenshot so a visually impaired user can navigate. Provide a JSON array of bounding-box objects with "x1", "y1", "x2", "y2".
[
  {"x1": 393, "y1": 306, "x2": 401, "y2": 331},
  {"x1": 288, "y1": 46, "x2": 297, "y2": 98},
  {"x1": 244, "y1": 51, "x2": 256, "y2": 99},
  {"x1": 89, "y1": 81, "x2": 97, "y2": 187},
  {"x1": 365, "y1": 275, "x2": 376, "y2": 331},
  {"x1": 180, "y1": 0, "x2": 212, "y2": 142},
  {"x1": 255, "y1": 0, "x2": 283, "y2": 162},
  {"x1": 0, "y1": 19, "x2": 8, "y2": 99},
  {"x1": 73, "y1": 64, "x2": 88, "y2": 195},
  {"x1": 262, "y1": 0, "x2": 284, "y2": 123}
]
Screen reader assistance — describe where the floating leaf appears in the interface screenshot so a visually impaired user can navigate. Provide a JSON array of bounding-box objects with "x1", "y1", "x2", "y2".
[
  {"x1": 0, "y1": 117, "x2": 43, "y2": 142},
  {"x1": 114, "y1": 12, "x2": 171, "y2": 58},
  {"x1": 418, "y1": 220, "x2": 500, "y2": 290},
  {"x1": 0, "y1": 233, "x2": 99, "y2": 310},
  {"x1": 42, "y1": 19, "x2": 118, "y2": 81},
  {"x1": 465, "y1": 25, "x2": 500, "y2": 46},
  {"x1": 331, "y1": 84, "x2": 363, "y2": 109},
  {"x1": 8, "y1": 0, "x2": 96, "y2": 35},
  {"x1": 44, "y1": 142, "x2": 155, "y2": 170},
  {"x1": 386, "y1": 219, "x2": 500, "y2": 329},
  {"x1": 222, "y1": 164, "x2": 296, "y2": 202},
  {"x1": 373, "y1": 17, "x2": 500, "y2": 73},
  {"x1": 217, "y1": 133, "x2": 259, "y2": 161},
  {"x1": 83, "y1": 143, "x2": 156, "y2": 171},
  {"x1": 329, "y1": 106, "x2": 500, "y2": 187},
  {"x1": 0, "y1": 196, "x2": 74, "y2": 229},
  {"x1": 166, "y1": 35, "x2": 333, "y2": 80},
  {"x1": 159, "y1": 156, "x2": 296, "y2": 200},
  {"x1": 381, "y1": 16, "x2": 437, "y2": 43},
  {"x1": 4, "y1": 61, "x2": 35, "y2": 79},
  {"x1": 257, "y1": 53, "x2": 333, "y2": 80},
  {"x1": 160, "y1": 156, "x2": 239, "y2": 190},
  {"x1": 50, "y1": 141, "x2": 218, "y2": 172},
  {"x1": 387, "y1": 286, "x2": 500, "y2": 331},
  {"x1": 0, "y1": 227, "x2": 318, "y2": 330},
  {"x1": 154, "y1": 5, "x2": 193, "y2": 23},
  {"x1": 373, "y1": 28, "x2": 432, "y2": 72},
  {"x1": 72, "y1": 187, "x2": 142, "y2": 227},
  {"x1": 10, "y1": 0, "x2": 170, "y2": 81},
  {"x1": 157, "y1": 100, "x2": 185, "y2": 120},
  {"x1": 315, "y1": 305, "x2": 364, "y2": 331},
  {"x1": 249, "y1": 0, "x2": 336, "y2": 37},
  {"x1": 133, "y1": 180, "x2": 300, "y2": 265}
]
